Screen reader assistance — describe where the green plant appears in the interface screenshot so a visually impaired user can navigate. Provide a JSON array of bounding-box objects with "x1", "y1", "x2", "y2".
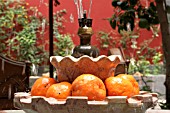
[
  {"x1": 128, "y1": 50, "x2": 163, "y2": 93},
  {"x1": 97, "y1": 0, "x2": 162, "y2": 92},
  {"x1": 99, "y1": 0, "x2": 164, "y2": 75},
  {"x1": 97, "y1": 29, "x2": 162, "y2": 75},
  {"x1": 151, "y1": 52, "x2": 163, "y2": 74},
  {"x1": 0, "y1": 0, "x2": 48, "y2": 64},
  {"x1": 159, "y1": 101, "x2": 170, "y2": 110},
  {"x1": 97, "y1": 31, "x2": 116, "y2": 49},
  {"x1": 53, "y1": 9, "x2": 74, "y2": 56},
  {"x1": 110, "y1": 0, "x2": 159, "y2": 32},
  {"x1": 129, "y1": 57, "x2": 151, "y2": 75},
  {"x1": 54, "y1": 34, "x2": 74, "y2": 56},
  {"x1": 128, "y1": 51, "x2": 163, "y2": 74}
]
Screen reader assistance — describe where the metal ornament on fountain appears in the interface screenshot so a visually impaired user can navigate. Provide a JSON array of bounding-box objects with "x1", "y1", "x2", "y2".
[{"x1": 72, "y1": 9, "x2": 99, "y2": 58}]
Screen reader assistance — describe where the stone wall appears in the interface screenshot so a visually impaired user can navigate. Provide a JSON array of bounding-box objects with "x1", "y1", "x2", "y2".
[{"x1": 134, "y1": 75, "x2": 166, "y2": 99}]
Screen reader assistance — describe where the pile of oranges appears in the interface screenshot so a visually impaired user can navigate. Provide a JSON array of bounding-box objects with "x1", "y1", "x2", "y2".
[{"x1": 31, "y1": 73, "x2": 139, "y2": 101}]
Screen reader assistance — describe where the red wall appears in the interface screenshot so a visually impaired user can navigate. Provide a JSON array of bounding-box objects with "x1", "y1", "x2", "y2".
[{"x1": 26, "y1": 0, "x2": 162, "y2": 55}]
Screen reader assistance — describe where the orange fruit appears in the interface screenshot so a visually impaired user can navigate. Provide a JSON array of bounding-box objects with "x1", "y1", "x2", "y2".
[
  {"x1": 31, "y1": 77, "x2": 57, "y2": 96},
  {"x1": 46, "y1": 82, "x2": 72, "y2": 100},
  {"x1": 117, "y1": 74, "x2": 139, "y2": 95},
  {"x1": 71, "y1": 74, "x2": 106, "y2": 101},
  {"x1": 105, "y1": 76, "x2": 134, "y2": 98}
]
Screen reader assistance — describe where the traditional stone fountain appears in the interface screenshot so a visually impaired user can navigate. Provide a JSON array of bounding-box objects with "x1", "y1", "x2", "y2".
[{"x1": 13, "y1": 0, "x2": 158, "y2": 112}]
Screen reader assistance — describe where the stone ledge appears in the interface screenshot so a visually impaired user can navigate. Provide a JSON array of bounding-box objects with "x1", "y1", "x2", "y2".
[
  {"x1": 146, "y1": 108, "x2": 170, "y2": 113},
  {"x1": 14, "y1": 92, "x2": 157, "y2": 113}
]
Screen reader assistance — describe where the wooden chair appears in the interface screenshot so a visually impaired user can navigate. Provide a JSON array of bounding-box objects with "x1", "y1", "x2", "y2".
[
  {"x1": 0, "y1": 54, "x2": 31, "y2": 110},
  {"x1": 108, "y1": 47, "x2": 128, "y2": 76}
]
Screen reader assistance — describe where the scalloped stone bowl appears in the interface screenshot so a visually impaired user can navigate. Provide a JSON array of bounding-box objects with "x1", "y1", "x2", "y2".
[{"x1": 50, "y1": 55, "x2": 121, "y2": 82}]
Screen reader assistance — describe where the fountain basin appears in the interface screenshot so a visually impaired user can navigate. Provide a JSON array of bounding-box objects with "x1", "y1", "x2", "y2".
[
  {"x1": 50, "y1": 55, "x2": 121, "y2": 82},
  {"x1": 14, "y1": 91, "x2": 158, "y2": 113}
]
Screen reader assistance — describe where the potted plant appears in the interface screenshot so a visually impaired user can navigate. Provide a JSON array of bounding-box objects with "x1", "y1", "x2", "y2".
[{"x1": 0, "y1": 0, "x2": 48, "y2": 75}]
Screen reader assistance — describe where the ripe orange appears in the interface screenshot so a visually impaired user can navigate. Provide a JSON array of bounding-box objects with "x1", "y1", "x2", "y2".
[
  {"x1": 105, "y1": 76, "x2": 134, "y2": 98},
  {"x1": 71, "y1": 74, "x2": 106, "y2": 101},
  {"x1": 117, "y1": 74, "x2": 139, "y2": 95},
  {"x1": 46, "y1": 82, "x2": 72, "y2": 100},
  {"x1": 31, "y1": 77, "x2": 57, "y2": 96}
]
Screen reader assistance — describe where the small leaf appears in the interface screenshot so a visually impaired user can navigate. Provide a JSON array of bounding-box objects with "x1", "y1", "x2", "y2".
[
  {"x1": 150, "y1": 16, "x2": 159, "y2": 25},
  {"x1": 130, "y1": 0, "x2": 137, "y2": 6},
  {"x1": 146, "y1": 80, "x2": 154, "y2": 83},
  {"x1": 120, "y1": 1, "x2": 129, "y2": 10},
  {"x1": 150, "y1": 2, "x2": 157, "y2": 11},
  {"x1": 117, "y1": 1, "x2": 122, "y2": 6},
  {"x1": 110, "y1": 19, "x2": 116, "y2": 29},
  {"x1": 130, "y1": 35, "x2": 139, "y2": 39},
  {"x1": 112, "y1": 0, "x2": 118, "y2": 7},
  {"x1": 102, "y1": 43, "x2": 109, "y2": 48},
  {"x1": 139, "y1": 18, "x2": 149, "y2": 28},
  {"x1": 118, "y1": 25, "x2": 124, "y2": 33}
]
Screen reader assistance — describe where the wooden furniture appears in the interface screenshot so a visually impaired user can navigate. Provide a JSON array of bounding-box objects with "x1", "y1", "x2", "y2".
[
  {"x1": 0, "y1": 54, "x2": 31, "y2": 110},
  {"x1": 108, "y1": 47, "x2": 127, "y2": 76}
]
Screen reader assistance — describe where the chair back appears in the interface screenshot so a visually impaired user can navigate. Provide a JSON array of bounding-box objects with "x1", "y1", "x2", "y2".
[{"x1": 0, "y1": 54, "x2": 31, "y2": 109}]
